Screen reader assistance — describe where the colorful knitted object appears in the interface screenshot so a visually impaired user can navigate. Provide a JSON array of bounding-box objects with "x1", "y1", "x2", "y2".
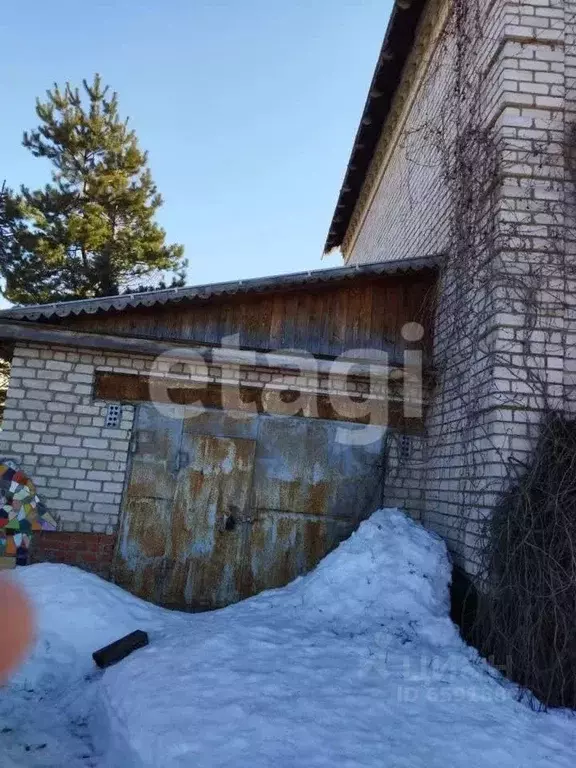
[{"x1": 0, "y1": 463, "x2": 57, "y2": 560}]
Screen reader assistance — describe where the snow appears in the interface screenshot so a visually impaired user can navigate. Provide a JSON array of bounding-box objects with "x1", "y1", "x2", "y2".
[{"x1": 1, "y1": 508, "x2": 575, "y2": 767}]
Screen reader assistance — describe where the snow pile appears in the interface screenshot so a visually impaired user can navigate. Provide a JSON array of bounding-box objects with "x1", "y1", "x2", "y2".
[
  {"x1": 10, "y1": 564, "x2": 176, "y2": 693},
  {"x1": 0, "y1": 567, "x2": 183, "y2": 767},
  {"x1": 259, "y1": 506, "x2": 452, "y2": 624},
  {"x1": 2, "y1": 509, "x2": 576, "y2": 768}
]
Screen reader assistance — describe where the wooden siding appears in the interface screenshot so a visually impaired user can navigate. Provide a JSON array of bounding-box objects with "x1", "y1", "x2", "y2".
[
  {"x1": 57, "y1": 273, "x2": 437, "y2": 361},
  {"x1": 95, "y1": 372, "x2": 424, "y2": 432}
]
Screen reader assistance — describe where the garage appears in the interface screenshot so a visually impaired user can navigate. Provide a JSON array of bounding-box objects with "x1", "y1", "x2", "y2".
[{"x1": 0, "y1": 258, "x2": 436, "y2": 608}]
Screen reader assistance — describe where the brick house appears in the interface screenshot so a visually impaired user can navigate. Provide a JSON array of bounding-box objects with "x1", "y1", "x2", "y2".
[
  {"x1": 0, "y1": 262, "x2": 436, "y2": 607},
  {"x1": 325, "y1": 0, "x2": 576, "y2": 574},
  {"x1": 1, "y1": 0, "x2": 573, "y2": 599}
]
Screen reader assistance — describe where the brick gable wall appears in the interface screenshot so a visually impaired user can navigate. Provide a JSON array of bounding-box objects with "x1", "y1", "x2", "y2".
[{"x1": 344, "y1": 0, "x2": 576, "y2": 574}]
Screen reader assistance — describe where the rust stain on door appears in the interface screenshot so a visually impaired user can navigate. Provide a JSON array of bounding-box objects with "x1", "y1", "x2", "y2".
[
  {"x1": 115, "y1": 411, "x2": 257, "y2": 610},
  {"x1": 244, "y1": 512, "x2": 352, "y2": 597},
  {"x1": 115, "y1": 403, "x2": 385, "y2": 611},
  {"x1": 113, "y1": 404, "x2": 182, "y2": 603},
  {"x1": 164, "y1": 433, "x2": 256, "y2": 610}
]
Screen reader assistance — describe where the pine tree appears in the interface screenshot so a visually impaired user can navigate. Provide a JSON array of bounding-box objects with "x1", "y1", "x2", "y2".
[
  {"x1": 0, "y1": 183, "x2": 11, "y2": 272},
  {"x1": 1, "y1": 75, "x2": 185, "y2": 304},
  {"x1": 0, "y1": 184, "x2": 13, "y2": 409}
]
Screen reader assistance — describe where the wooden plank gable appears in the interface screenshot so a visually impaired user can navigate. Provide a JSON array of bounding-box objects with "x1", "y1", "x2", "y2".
[{"x1": 53, "y1": 273, "x2": 437, "y2": 361}]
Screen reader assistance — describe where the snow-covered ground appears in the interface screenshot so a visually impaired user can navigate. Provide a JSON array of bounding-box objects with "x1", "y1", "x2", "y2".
[{"x1": 1, "y1": 509, "x2": 575, "y2": 767}]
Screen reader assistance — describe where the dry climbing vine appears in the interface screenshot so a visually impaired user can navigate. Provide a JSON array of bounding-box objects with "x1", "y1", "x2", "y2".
[{"x1": 396, "y1": 0, "x2": 576, "y2": 707}]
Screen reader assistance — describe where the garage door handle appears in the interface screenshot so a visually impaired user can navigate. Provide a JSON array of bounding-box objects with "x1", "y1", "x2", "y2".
[{"x1": 222, "y1": 505, "x2": 253, "y2": 532}]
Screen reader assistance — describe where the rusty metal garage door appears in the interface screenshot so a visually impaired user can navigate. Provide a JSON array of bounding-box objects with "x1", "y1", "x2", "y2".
[
  {"x1": 114, "y1": 405, "x2": 257, "y2": 609},
  {"x1": 114, "y1": 403, "x2": 384, "y2": 610}
]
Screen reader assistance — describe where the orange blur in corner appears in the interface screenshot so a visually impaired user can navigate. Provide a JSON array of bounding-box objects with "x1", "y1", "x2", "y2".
[{"x1": 0, "y1": 577, "x2": 34, "y2": 682}]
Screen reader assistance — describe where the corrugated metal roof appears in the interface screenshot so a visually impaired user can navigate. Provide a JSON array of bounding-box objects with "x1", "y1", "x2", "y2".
[
  {"x1": 0, "y1": 255, "x2": 438, "y2": 322},
  {"x1": 324, "y1": 0, "x2": 428, "y2": 253}
]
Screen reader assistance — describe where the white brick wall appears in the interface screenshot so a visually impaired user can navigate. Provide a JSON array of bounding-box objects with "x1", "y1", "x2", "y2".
[
  {"x1": 0, "y1": 345, "x2": 135, "y2": 534},
  {"x1": 343, "y1": 0, "x2": 576, "y2": 574},
  {"x1": 345, "y1": 0, "x2": 453, "y2": 263}
]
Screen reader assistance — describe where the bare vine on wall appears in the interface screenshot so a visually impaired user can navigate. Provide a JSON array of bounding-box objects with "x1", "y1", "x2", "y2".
[{"x1": 397, "y1": 0, "x2": 576, "y2": 707}]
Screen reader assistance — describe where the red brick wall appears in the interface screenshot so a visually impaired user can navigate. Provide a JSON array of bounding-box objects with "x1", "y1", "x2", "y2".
[{"x1": 30, "y1": 531, "x2": 116, "y2": 579}]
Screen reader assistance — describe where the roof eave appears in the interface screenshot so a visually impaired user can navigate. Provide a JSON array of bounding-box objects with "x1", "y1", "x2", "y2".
[
  {"x1": 0, "y1": 255, "x2": 440, "y2": 322},
  {"x1": 324, "y1": 0, "x2": 428, "y2": 254}
]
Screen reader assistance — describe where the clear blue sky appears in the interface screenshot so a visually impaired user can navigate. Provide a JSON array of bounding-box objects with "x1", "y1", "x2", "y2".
[{"x1": 0, "y1": 0, "x2": 392, "y2": 287}]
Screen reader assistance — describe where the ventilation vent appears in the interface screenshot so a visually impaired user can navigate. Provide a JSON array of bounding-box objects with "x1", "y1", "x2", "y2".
[
  {"x1": 105, "y1": 404, "x2": 123, "y2": 429},
  {"x1": 399, "y1": 434, "x2": 412, "y2": 463}
]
